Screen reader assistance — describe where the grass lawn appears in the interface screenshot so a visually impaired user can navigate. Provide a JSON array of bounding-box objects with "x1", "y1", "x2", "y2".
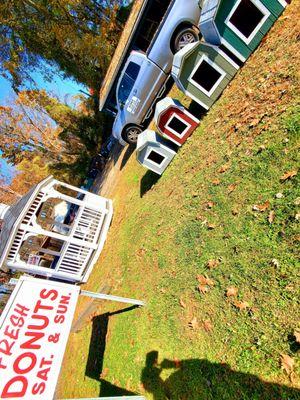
[{"x1": 57, "y1": 3, "x2": 299, "y2": 399}]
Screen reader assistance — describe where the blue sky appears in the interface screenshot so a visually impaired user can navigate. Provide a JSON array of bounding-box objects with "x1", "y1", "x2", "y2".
[{"x1": 0, "y1": 67, "x2": 87, "y2": 183}]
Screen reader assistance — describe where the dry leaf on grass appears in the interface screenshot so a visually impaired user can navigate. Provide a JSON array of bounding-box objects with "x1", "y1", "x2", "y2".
[
  {"x1": 203, "y1": 319, "x2": 213, "y2": 332},
  {"x1": 280, "y1": 354, "x2": 294, "y2": 380},
  {"x1": 197, "y1": 275, "x2": 215, "y2": 286},
  {"x1": 268, "y1": 210, "x2": 275, "y2": 224},
  {"x1": 253, "y1": 200, "x2": 270, "y2": 212},
  {"x1": 212, "y1": 179, "x2": 221, "y2": 185},
  {"x1": 280, "y1": 170, "x2": 297, "y2": 182},
  {"x1": 174, "y1": 358, "x2": 181, "y2": 368},
  {"x1": 228, "y1": 183, "x2": 237, "y2": 193},
  {"x1": 179, "y1": 298, "x2": 186, "y2": 309},
  {"x1": 219, "y1": 164, "x2": 230, "y2": 173},
  {"x1": 207, "y1": 259, "x2": 220, "y2": 269},
  {"x1": 294, "y1": 329, "x2": 300, "y2": 344},
  {"x1": 189, "y1": 317, "x2": 198, "y2": 330},
  {"x1": 198, "y1": 284, "x2": 209, "y2": 294},
  {"x1": 206, "y1": 201, "x2": 215, "y2": 209},
  {"x1": 226, "y1": 287, "x2": 238, "y2": 297},
  {"x1": 233, "y1": 301, "x2": 249, "y2": 311},
  {"x1": 207, "y1": 223, "x2": 216, "y2": 230}
]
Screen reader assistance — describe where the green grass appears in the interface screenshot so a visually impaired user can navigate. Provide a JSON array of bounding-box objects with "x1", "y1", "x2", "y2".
[{"x1": 57, "y1": 4, "x2": 300, "y2": 399}]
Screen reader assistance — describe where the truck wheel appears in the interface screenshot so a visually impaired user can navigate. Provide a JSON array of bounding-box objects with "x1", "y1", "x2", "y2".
[
  {"x1": 173, "y1": 27, "x2": 199, "y2": 52},
  {"x1": 122, "y1": 125, "x2": 143, "y2": 145}
]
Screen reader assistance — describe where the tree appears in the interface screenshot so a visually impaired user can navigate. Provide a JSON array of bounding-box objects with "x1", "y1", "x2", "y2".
[{"x1": 0, "y1": 0, "x2": 126, "y2": 92}]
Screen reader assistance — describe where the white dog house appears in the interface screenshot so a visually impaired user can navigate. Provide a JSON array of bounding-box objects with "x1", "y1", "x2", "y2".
[
  {"x1": 136, "y1": 130, "x2": 177, "y2": 175},
  {"x1": 0, "y1": 176, "x2": 113, "y2": 283}
]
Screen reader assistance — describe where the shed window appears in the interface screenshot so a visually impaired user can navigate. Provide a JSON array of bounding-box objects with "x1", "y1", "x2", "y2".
[
  {"x1": 147, "y1": 150, "x2": 165, "y2": 165},
  {"x1": 188, "y1": 56, "x2": 226, "y2": 96},
  {"x1": 226, "y1": 0, "x2": 269, "y2": 43}
]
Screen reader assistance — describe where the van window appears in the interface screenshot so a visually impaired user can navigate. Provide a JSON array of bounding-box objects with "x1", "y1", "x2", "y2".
[{"x1": 126, "y1": 62, "x2": 140, "y2": 80}]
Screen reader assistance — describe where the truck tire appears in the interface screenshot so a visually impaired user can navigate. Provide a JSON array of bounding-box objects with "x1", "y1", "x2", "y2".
[
  {"x1": 122, "y1": 125, "x2": 143, "y2": 145},
  {"x1": 173, "y1": 26, "x2": 199, "y2": 53}
]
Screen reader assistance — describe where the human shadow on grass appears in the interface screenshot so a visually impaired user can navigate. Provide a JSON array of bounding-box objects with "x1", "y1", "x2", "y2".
[
  {"x1": 84, "y1": 306, "x2": 140, "y2": 397},
  {"x1": 140, "y1": 170, "x2": 161, "y2": 197},
  {"x1": 141, "y1": 351, "x2": 300, "y2": 400}
]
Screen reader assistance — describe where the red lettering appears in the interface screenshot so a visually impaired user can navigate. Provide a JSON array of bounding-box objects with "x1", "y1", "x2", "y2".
[
  {"x1": 34, "y1": 300, "x2": 53, "y2": 314},
  {"x1": 60, "y1": 295, "x2": 70, "y2": 305},
  {"x1": 40, "y1": 289, "x2": 58, "y2": 301},
  {"x1": 0, "y1": 339, "x2": 14, "y2": 356},
  {"x1": 20, "y1": 331, "x2": 44, "y2": 350},
  {"x1": 4, "y1": 325, "x2": 19, "y2": 341},
  {"x1": 0, "y1": 357, "x2": 7, "y2": 370},
  {"x1": 14, "y1": 352, "x2": 37, "y2": 374},
  {"x1": 14, "y1": 304, "x2": 29, "y2": 318},
  {"x1": 10, "y1": 314, "x2": 25, "y2": 328},
  {"x1": 37, "y1": 367, "x2": 51, "y2": 382},
  {"x1": 54, "y1": 315, "x2": 65, "y2": 324},
  {"x1": 32, "y1": 382, "x2": 46, "y2": 395},
  {"x1": 1, "y1": 376, "x2": 27, "y2": 398},
  {"x1": 28, "y1": 315, "x2": 49, "y2": 330}
]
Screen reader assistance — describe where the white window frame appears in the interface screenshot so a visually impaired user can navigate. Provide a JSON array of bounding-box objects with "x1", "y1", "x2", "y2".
[
  {"x1": 165, "y1": 113, "x2": 191, "y2": 139},
  {"x1": 225, "y1": 0, "x2": 270, "y2": 45},
  {"x1": 145, "y1": 148, "x2": 166, "y2": 167},
  {"x1": 188, "y1": 55, "x2": 226, "y2": 97}
]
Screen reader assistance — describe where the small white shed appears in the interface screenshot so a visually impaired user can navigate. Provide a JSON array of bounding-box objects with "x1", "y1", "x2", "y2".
[
  {"x1": 136, "y1": 130, "x2": 177, "y2": 175},
  {"x1": 0, "y1": 176, "x2": 113, "y2": 283}
]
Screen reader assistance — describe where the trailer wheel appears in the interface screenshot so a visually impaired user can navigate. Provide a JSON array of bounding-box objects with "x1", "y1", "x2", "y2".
[
  {"x1": 173, "y1": 26, "x2": 199, "y2": 53},
  {"x1": 122, "y1": 125, "x2": 143, "y2": 145}
]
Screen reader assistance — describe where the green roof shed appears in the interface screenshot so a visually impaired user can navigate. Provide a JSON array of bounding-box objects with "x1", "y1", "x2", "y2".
[
  {"x1": 199, "y1": 0, "x2": 288, "y2": 62},
  {"x1": 172, "y1": 41, "x2": 239, "y2": 110}
]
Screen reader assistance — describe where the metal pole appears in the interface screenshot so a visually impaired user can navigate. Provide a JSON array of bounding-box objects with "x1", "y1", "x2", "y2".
[{"x1": 80, "y1": 290, "x2": 145, "y2": 306}]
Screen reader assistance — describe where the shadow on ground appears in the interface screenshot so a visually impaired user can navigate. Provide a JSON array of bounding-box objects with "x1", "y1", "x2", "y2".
[
  {"x1": 141, "y1": 351, "x2": 300, "y2": 400},
  {"x1": 140, "y1": 170, "x2": 161, "y2": 197},
  {"x1": 84, "y1": 306, "x2": 140, "y2": 397},
  {"x1": 120, "y1": 144, "x2": 135, "y2": 170}
]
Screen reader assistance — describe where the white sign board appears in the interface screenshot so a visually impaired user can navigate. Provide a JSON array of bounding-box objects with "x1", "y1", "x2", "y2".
[{"x1": 0, "y1": 276, "x2": 80, "y2": 400}]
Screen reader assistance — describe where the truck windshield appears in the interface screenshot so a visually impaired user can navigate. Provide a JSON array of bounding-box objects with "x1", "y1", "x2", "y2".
[{"x1": 117, "y1": 73, "x2": 134, "y2": 107}]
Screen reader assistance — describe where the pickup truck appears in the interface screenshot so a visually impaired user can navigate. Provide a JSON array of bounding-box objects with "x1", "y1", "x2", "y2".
[{"x1": 112, "y1": 0, "x2": 202, "y2": 145}]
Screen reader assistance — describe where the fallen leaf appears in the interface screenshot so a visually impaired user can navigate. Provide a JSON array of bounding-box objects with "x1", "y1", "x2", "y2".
[
  {"x1": 197, "y1": 275, "x2": 214, "y2": 286},
  {"x1": 268, "y1": 210, "x2": 275, "y2": 224},
  {"x1": 294, "y1": 329, "x2": 300, "y2": 344},
  {"x1": 253, "y1": 200, "x2": 270, "y2": 212},
  {"x1": 188, "y1": 317, "x2": 198, "y2": 330},
  {"x1": 233, "y1": 301, "x2": 249, "y2": 311},
  {"x1": 226, "y1": 287, "x2": 238, "y2": 297},
  {"x1": 249, "y1": 118, "x2": 260, "y2": 127},
  {"x1": 212, "y1": 179, "x2": 220, "y2": 185},
  {"x1": 198, "y1": 285, "x2": 209, "y2": 294},
  {"x1": 280, "y1": 354, "x2": 294, "y2": 376},
  {"x1": 270, "y1": 258, "x2": 279, "y2": 267},
  {"x1": 232, "y1": 208, "x2": 238, "y2": 216},
  {"x1": 203, "y1": 319, "x2": 213, "y2": 332},
  {"x1": 206, "y1": 201, "x2": 214, "y2": 209},
  {"x1": 207, "y1": 223, "x2": 216, "y2": 230},
  {"x1": 275, "y1": 192, "x2": 284, "y2": 199},
  {"x1": 219, "y1": 164, "x2": 230, "y2": 173},
  {"x1": 207, "y1": 259, "x2": 219, "y2": 269},
  {"x1": 179, "y1": 298, "x2": 186, "y2": 309},
  {"x1": 280, "y1": 170, "x2": 297, "y2": 182},
  {"x1": 228, "y1": 183, "x2": 237, "y2": 193}
]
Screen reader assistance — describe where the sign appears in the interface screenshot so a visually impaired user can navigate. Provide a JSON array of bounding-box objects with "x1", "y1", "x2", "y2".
[{"x1": 0, "y1": 276, "x2": 80, "y2": 400}]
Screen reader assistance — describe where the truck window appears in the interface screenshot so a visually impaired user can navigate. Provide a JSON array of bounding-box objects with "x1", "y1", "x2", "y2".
[
  {"x1": 117, "y1": 74, "x2": 134, "y2": 106},
  {"x1": 126, "y1": 62, "x2": 140, "y2": 80}
]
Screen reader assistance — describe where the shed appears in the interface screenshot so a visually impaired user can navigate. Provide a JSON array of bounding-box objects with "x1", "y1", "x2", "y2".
[
  {"x1": 0, "y1": 176, "x2": 113, "y2": 283},
  {"x1": 154, "y1": 97, "x2": 200, "y2": 146},
  {"x1": 172, "y1": 41, "x2": 239, "y2": 109},
  {"x1": 136, "y1": 130, "x2": 177, "y2": 175},
  {"x1": 199, "y1": 0, "x2": 288, "y2": 63}
]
